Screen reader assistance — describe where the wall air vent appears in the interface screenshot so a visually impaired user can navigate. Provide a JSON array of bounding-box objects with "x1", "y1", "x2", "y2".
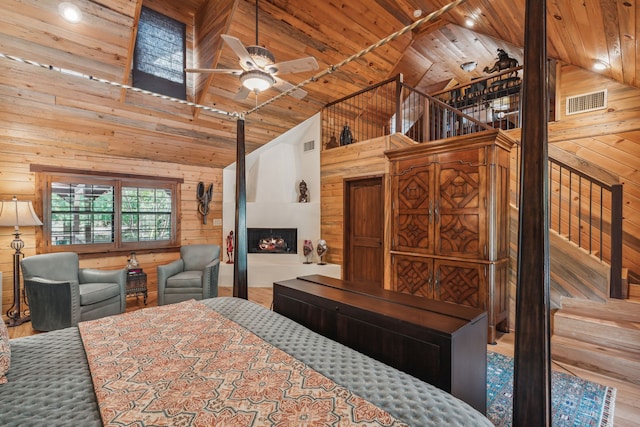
[
  {"x1": 566, "y1": 89, "x2": 607, "y2": 115},
  {"x1": 303, "y1": 140, "x2": 315, "y2": 152}
]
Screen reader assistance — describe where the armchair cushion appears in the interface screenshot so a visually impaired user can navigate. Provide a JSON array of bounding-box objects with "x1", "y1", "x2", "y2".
[
  {"x1": 79, "y1": 282, "x2": 122, "y2": 306},
  {"x1": 182, "y1": 246, "x2": 216, "y2": 271},
  {"x1": 166, "y1": 271, "x2": 203, "y2": 289}
]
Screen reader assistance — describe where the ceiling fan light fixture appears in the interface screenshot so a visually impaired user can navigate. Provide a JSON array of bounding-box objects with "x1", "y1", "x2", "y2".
[
  {"x1": 246, "y1": 45, "x2": 275, "y2": 69},
  {"x1": 240, "y1": 70, "x2": 275, "y2": 92}
]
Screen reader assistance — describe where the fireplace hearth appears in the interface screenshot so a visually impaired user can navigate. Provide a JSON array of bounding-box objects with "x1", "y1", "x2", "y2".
[{"x1": 248, "y1": 228, "x2": 297, "y2": 254}]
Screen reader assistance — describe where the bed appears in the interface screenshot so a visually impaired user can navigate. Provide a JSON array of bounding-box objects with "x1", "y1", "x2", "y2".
[{"x1": 0, "y1": 297, "x2": 492, "y2": 426}]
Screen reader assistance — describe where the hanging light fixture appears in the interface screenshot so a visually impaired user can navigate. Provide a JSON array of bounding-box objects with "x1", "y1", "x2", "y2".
[{"x1": 240, "y1": 69, "x2": 275, "y2": 92}]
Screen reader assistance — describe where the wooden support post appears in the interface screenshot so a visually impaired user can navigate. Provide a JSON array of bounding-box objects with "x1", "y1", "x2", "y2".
[
  {"x1": 610, "y1": 184, "x2": 624, "y2": 299},
  {"x1": 513, "y1": 0, "x2": 552, "y2": 424},
  {"x1": 395, "y1": 74, "x2": 403, "y2": 134},
  {"x1": 233, "y1": 117, "x2": 248, "y2": 299}
]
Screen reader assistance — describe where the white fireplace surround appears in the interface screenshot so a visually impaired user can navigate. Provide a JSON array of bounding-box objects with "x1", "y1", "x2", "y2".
[{"x1": 222, "y1": 113, "x2": 341, "y2": 286}]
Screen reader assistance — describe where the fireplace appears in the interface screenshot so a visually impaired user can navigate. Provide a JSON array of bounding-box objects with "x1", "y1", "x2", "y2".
[{"x1": 248, "y1": 228, "x2": 297, "y2": 254}]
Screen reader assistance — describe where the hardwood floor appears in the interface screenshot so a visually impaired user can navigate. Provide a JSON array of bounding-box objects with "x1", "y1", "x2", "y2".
[{"x1": 6, "y1": 286, "x2": 639, "y2": 426}]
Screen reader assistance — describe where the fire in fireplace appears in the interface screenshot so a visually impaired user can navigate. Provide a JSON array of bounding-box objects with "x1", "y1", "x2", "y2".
[{"x1": 248, "y1": 228, "x2": 297, "y2": 254}]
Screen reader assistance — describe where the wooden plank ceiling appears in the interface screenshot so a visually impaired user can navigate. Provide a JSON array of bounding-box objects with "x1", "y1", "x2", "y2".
[{"x1": 0, "y1": 0, "x2": 637, "y2": 168}]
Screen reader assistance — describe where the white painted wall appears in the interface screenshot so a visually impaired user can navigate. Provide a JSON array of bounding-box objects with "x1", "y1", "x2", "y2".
[{"x1": 223, "y1": 113, "x2": 324, "y2": 265}]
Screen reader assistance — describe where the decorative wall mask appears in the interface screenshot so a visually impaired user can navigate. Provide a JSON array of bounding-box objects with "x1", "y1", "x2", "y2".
[
  {"x1": 303, "y1": 239, "x2": 314, "y2": 264},
  {"x1": 316, "y1": 239, "x2": 328, "y2": 265},
  {"x1": 298, "y1": 180, "x2": 309, "y2": 203},
  {"x1": 197, "y1": 182, "x2": 213, "y2": 224}
]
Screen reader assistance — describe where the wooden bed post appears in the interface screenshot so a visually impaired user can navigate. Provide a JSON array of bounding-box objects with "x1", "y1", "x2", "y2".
[
  {"x1": 513, "y1": 0, "x2": 552, "y2": 425},
  {"x1": 233, "y1": 117, "x2": 248, "y2": 299}
]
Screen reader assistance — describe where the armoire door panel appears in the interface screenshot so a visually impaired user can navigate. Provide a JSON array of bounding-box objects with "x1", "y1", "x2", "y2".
[
  {"x1": 433, "y1": 260, "x2": 485, "y2": 309},
  {"x1": 436, "y1": 151, "x2": 485, "y2": 259},
  {"x1": 438, "y1": 213, "x2": 481, "y2": 256},
  {"x1": 393, "y1": 161, "x2": 435, "y2": 253},
  {"x1": 393, "y1": 255, "x2": 432, "y2": 297}
]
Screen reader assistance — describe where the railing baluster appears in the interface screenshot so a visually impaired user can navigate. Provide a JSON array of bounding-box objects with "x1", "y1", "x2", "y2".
[
  {"x1": 600, "y1": 187, "x2": 604, "y2": 261},
  {"x1": 578, "y1": 175, "x2": 582, "y2": 249},
  {"x1": 568, "y1": 171, "x2": 572, "y2": 241},
  {"x1": 589, "y1": 181, "x2": 593, "y2": 255},
  {"x1": 558, "y1": 166, "x2": 563, "y2": 237}
]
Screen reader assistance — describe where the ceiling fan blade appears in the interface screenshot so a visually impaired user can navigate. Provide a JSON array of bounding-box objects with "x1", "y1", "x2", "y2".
[
  {"x1": 270, "y1": 56, "x2": 319, "y2": 75},
  {"x1": 185, "y1": 68, "x2": 243, "y2": 75},
  {"x1": 221, "y1": 34, "x2": 257, "y2": 70},
  {"x1": 233, "y1": 86, "x2": 253, "y2": 101},
  {"x1": 273, "y1": 77, "x2": 308, "y2": 99}
]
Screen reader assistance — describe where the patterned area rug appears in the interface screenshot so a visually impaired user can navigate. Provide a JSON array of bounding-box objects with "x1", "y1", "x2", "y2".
[{"x1": 486, "y1": 352, "x2": 616, "y2": 427}]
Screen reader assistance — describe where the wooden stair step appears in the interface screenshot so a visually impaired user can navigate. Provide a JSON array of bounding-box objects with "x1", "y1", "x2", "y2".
[
  {"x1": 551, "y1": 335, "x2": 640, "y2": 386},
  {"x1": 553, "y1": 310, "x2": 640, "y2": 353},
  {"x1": 559, "y1": 297, "x2": 640, "y2": 323}
]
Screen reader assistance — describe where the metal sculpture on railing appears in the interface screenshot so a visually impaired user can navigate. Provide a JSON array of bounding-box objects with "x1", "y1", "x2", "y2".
[
  {"x1": 340, "y1": 123, "x2": 353, "y2": 145},
  {"x1": 483, "y1": 49, "x2": 519, "y2": 75},
  {"x1": 197, "y1": 182, "x2": 213, "y2": 224}
]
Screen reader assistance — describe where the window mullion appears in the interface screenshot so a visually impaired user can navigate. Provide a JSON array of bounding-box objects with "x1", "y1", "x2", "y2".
[{"x1": 114, "y1": 180, "x2": 123, "y2": 248}]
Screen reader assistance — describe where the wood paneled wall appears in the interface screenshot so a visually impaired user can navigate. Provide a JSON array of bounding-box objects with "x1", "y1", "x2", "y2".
[
  {"x1": 319, "y1": 133, "x2": 416, "y2": 286},
  {"x1": 0, "y1": 148, "x2": 223, "y2": 319}
]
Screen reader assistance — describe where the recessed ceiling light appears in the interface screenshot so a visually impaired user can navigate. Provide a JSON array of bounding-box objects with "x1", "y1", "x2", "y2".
[
  {"x1": 593, "y1": 59, "x2": 609, "y2": 71},
  {"x1": 59, "y1": 2, "x2": 82, "y2": 23},
  {"x1": 464, "y1": 16, "x2": 475, "y2": 27},
  {"x1": 413, "y1": 10, "x2": 423, "y2": 18}
]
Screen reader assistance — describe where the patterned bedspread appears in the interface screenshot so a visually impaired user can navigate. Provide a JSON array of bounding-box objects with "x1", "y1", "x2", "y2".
[
  {"x1": 0, "y1": 297, "x2": 492, "y2": 426},
  {"x1": 79, "y1": 300, "x2": 406, "y2": 426}
]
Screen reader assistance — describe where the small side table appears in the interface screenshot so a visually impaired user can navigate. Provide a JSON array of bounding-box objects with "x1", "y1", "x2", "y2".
[{"x1": 126, "y1": 269, "x2": 147, "y2": 305}]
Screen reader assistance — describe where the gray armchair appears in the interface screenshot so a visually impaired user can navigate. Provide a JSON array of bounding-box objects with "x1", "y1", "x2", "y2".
[
  {"x1": 157, "y1": 244, "x2": 220, "y2": 305},
  {"x1": 21, "y1": 252, "x2": 127, "y2": 331}
]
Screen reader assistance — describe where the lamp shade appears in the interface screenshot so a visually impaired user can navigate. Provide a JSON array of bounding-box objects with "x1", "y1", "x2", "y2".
[
  {"x1": 240, "y1": 70, "x2": 275, "y2": 92},
  {"x1": 0, "y1": 196, "x2": 43, "y2": 228}
]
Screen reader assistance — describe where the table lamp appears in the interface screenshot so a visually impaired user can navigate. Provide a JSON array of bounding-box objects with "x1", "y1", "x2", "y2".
[{"x1": 0, "y1": 196, "x2": 43, "y2": 327}]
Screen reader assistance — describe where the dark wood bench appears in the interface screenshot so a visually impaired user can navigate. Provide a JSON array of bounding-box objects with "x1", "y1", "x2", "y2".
[{"x1": 273, "y1": 274, "x2": 488, "y2": 413}]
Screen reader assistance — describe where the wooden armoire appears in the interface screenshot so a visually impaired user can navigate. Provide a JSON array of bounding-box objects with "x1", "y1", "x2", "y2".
[{"x1": 385, "y1": 130, "x2": 514, "y2": 344}]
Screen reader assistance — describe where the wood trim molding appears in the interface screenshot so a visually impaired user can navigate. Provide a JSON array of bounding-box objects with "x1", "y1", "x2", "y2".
[{"x1": 29, "y1": 164, "x2": 185, "y2": 183}]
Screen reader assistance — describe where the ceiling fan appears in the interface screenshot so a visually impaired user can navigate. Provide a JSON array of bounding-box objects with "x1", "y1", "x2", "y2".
[{"x1": 186, "y1": 0, "x2": 319, "y2": 100}]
